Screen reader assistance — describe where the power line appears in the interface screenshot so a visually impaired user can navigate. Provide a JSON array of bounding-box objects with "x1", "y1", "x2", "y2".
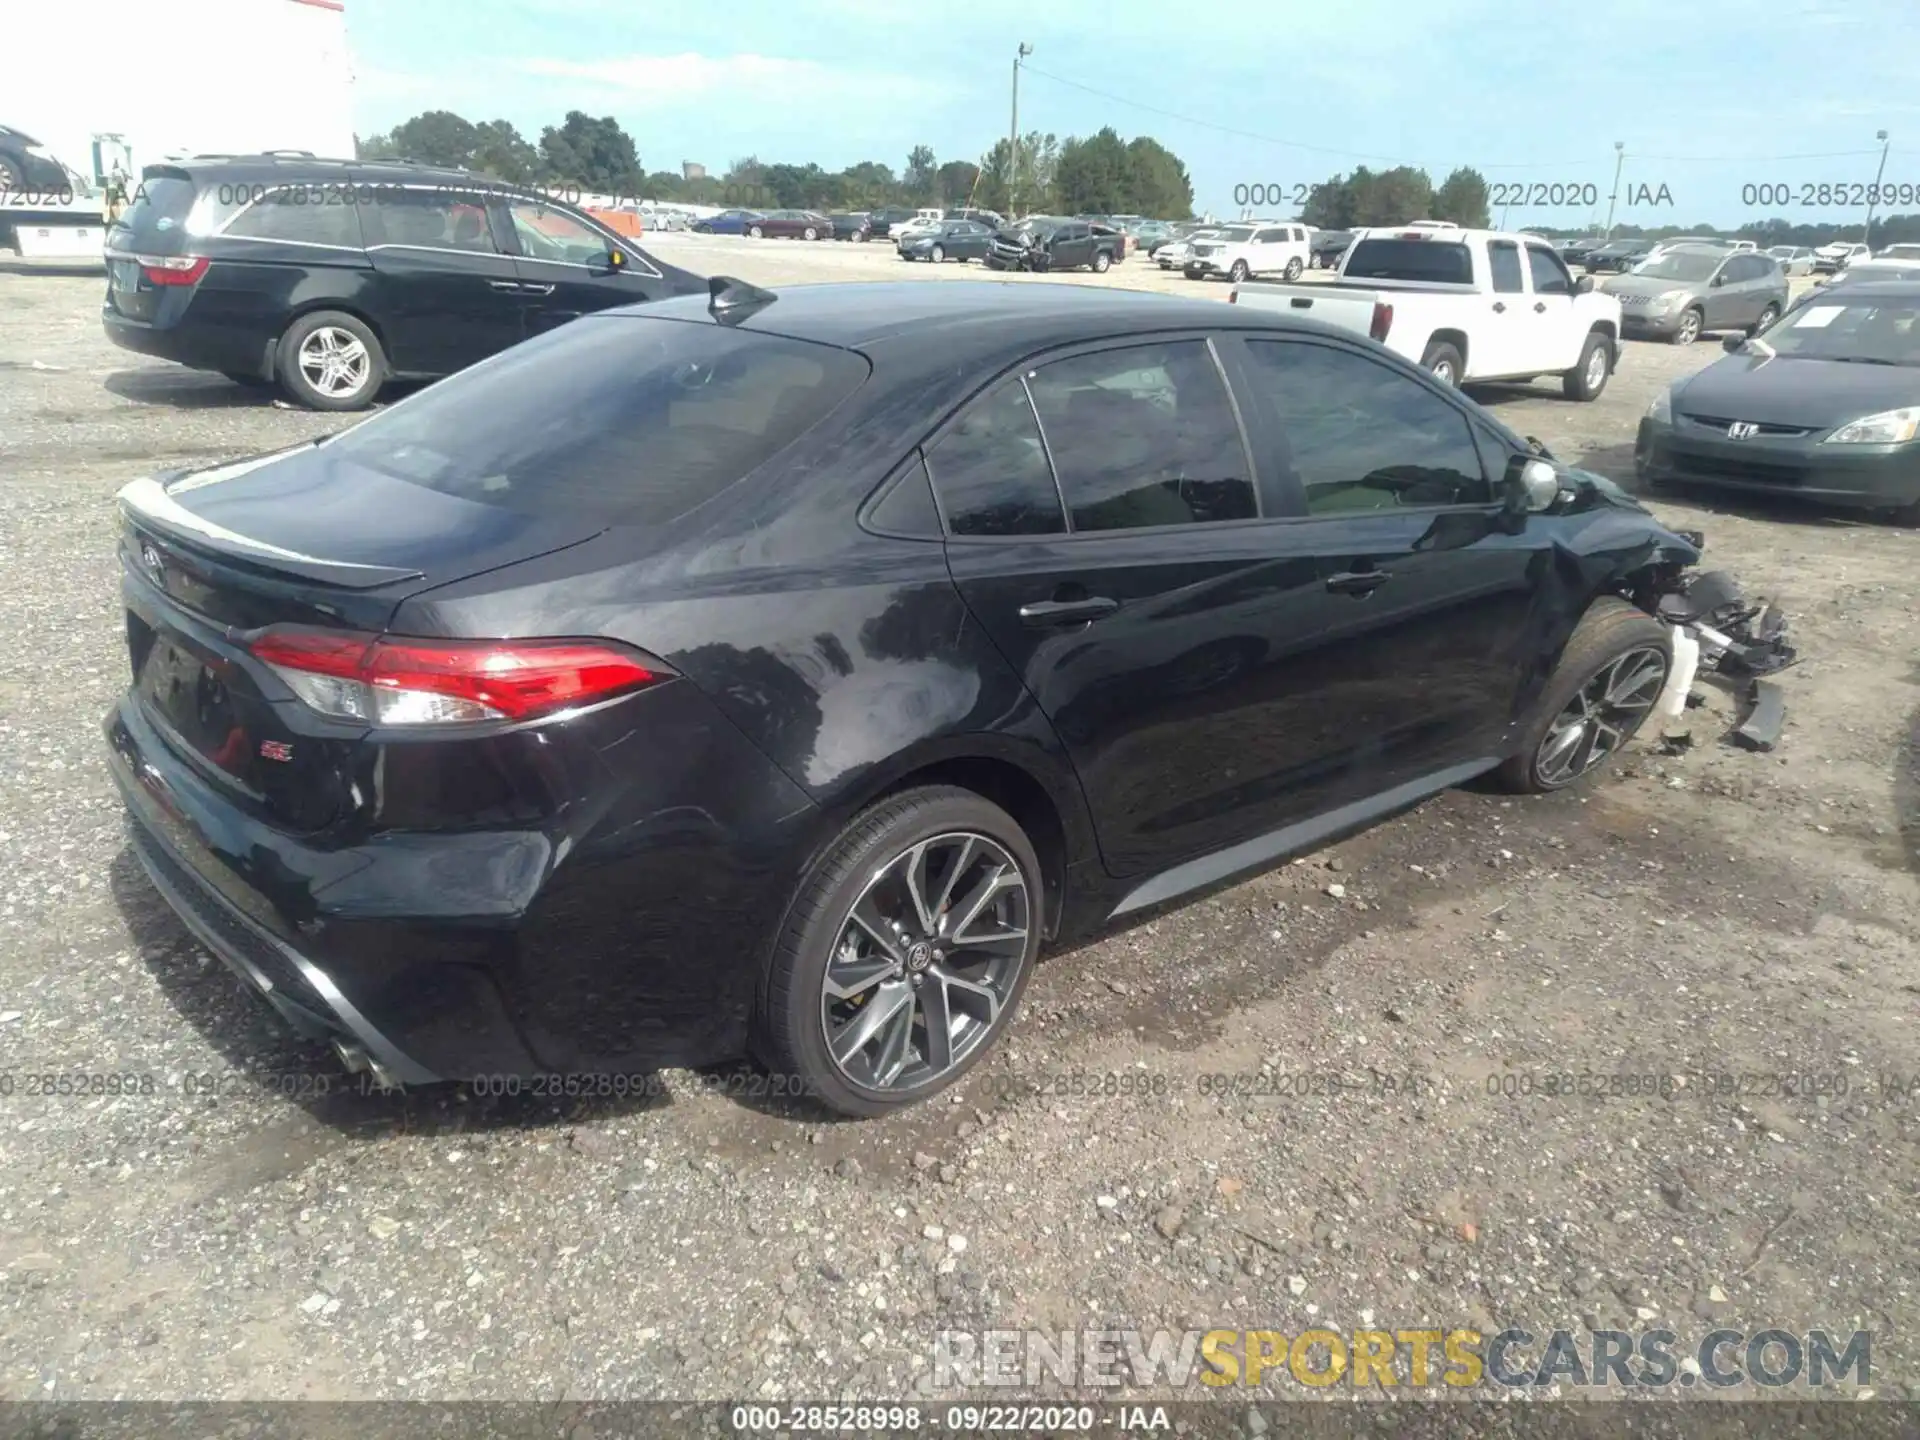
[{"x1": 1017, "y1": 62, "x2": 1894, "y2": 172}]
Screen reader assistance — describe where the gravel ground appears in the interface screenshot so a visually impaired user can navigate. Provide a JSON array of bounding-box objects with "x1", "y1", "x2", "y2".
[{"x1": 0, "y1": 236, "x2": 1915, "y2": 1409}]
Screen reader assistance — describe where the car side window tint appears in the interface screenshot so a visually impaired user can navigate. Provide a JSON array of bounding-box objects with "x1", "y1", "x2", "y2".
[
  {"x1": 925, "y1": 379, "x2": 1066, "y2": 537},
  {"x1": 867, "y1": 453, "x2": 943, "y2": 537},
  {"x1": 508, "y1": 200, "x2": 610, "y2": 264},
  {"x1": 1487, "y1": 240, "x2": 1524, "y2": 294},
  {"x1": 371, "y1": 189, "x2": 502, "y2": 253},
  {"x1": 1025, "y1": 340, "x2": 1256, "y2": 532},
  {"x1": 223, "y1": 189, "x2": 363, "y2": 247},
  {"x1": 1241, "y1": 340, "x2": 1491, "y2": 514},
  {"x1": 1526, "y1": 244, "x2": 1573, "y2": 295}
]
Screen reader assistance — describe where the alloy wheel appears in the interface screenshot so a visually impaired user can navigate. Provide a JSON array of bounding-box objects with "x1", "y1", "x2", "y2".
[
  {"x1": 1675, "y1": 310, "x2": 1701, "y2": 345},
  {"x1": 819, "y1": 832, "x2": 1030, "y2": 1093},
  {"x1": 297, "y1": 327, "x2": 371, "y2": 400},
  {"x1": 1584, "y1": 343, "x2": 1608, "y2": 391},
  {"x1": 1534, "y1": 645, "x2": 1668, "y2": 787}
]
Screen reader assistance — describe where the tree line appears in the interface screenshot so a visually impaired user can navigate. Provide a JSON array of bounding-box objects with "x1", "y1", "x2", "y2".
[{"x1": 356, "y1": 111, "x2": 1195, "y2": 217}]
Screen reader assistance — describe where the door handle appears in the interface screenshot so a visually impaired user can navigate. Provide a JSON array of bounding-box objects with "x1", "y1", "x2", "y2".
[
  {"x1": 1534, "y1": 301, "x2": 1548, "y2": 313},
  {"x1": 1325, "y1": 569, "x2": 1392, "y2": 596},
  {"x1": 518, "y1": 283, "x2": 555, "y2": 295},
  {"x1": 1492, "y1": 301, "x2": 1506, "y2": 313},
  {"x1": 488, "y1": 280, "x2": 524, "y2": 292},
  {"x1": 1018, "y1": 596, "x2": 1119, "y2": 626}
]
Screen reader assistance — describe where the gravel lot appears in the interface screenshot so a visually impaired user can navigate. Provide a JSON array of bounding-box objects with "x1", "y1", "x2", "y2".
[{"x1": 1, "y1": 234, "x2": 1916, "y2": 1408}]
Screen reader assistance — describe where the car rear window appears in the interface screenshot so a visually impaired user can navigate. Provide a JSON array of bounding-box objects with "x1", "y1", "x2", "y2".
[
  {"x1": 1343, "y1": 238, "x2": 1474, "y2": 284},
  {"x1": 322, "y1": 316, "x2": 869, "y2": 527},
  {"x1": 115, "y1": 173, "x2": 198, "y2": 248}
]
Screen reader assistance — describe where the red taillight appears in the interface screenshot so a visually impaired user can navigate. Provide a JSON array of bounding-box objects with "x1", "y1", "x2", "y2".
[
  {"x1": 1369, "y1": 301, "x2": 1394, "y2": 342},
  {"x1": 1228, "y1": 289, "x2": 1238, "y2": 304},
  {"x1": 248, "y1": 628, "x2": 664, "y2": 726},
  {"x1": 139, "y1": 254, "x2": 210, "y2": 286}
]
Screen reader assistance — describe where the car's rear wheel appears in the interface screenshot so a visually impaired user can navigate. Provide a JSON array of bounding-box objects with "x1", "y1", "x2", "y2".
[
  {"x1": 1092, "y1": 250, "x2": 1112, "y2": 273},
  {"x1": 1672, "y1": 307, "x2": 1703, "y2": 345},
  {"x1": 1496, "y1": 598, "x2": 1670, "y2": 793},
  {"x1": 1562, "y1": 330, "x2": 1612, "y2": 401},
  {"x1": 277, "y1": 311, "x2": 385, "y2": 412},
  {"x1": 1420, "y1": 340, "x2": 1464, "y2": 386},
  {"x1": 1751, "y1": 303, "x2": 1781, "y2": 335},
  {"x1": 754, "y1": 785, "x2": 1042, "y2": 1117},
  {"x1": 1284, "y1": 257, "x2": 1304, "y2": 281}
]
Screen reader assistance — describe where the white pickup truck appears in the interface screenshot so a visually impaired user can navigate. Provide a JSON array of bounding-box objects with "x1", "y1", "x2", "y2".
[{"x1": 1228, "y1": 226, "x2": 1623, "y2": 401}]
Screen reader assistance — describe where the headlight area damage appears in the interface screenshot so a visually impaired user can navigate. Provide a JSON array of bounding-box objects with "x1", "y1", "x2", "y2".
[{"x1": 1632, "y1": 538, "x2": 1797, "y2": 753}]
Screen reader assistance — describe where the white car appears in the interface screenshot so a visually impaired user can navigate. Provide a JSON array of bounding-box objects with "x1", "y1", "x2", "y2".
[
  {"x1": 1867, "y1": 242, "x2": 1920, "y2": 272},
  {"x1": 893, "y1": 209, "x2": 947, "y2": 243},
  {"x1": 1765, "y1": 245, "x2": 1815, "y2": 276},
  {"x1": 1229, "y1": 225, "x2": 1623, "y2": 401},
  {"x1": 1814, "y1": 241, "x2": 1871, "y2": 273},
  {"x1": 1155, "y1": 228, "x2": 1222, "y2": 271},
  {"x1": 1182, "y1": 221, "x2": 1312, "y2": 283}
]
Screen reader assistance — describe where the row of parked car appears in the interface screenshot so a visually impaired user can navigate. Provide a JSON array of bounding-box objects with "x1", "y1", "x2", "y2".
[{"x1": 1557, "y1": 233, "x2": 1918, "y2": 277}]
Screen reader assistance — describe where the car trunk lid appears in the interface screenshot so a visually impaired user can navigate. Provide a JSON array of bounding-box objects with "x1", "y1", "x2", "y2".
[
  {"x1": 117, "y1": 442, "x2": 608, "y2": 833},
  {"x1": 105, "y1": 167, "x2": 202, "y2": 322}
]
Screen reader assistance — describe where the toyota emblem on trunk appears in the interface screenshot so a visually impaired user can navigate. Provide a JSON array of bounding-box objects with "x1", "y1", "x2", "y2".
[{"x1": 1727, "y1": 422, "x2": 1759, "y2": 440}]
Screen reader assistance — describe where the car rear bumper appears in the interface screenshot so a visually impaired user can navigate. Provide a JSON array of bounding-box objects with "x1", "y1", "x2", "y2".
[
  {"x1": 104, "y1": 669, "x2": 820, "y2": 1083},
  {"x1": 1636, "y1": 419, "x2": 1920, "y2": 508},
  {"x1": 102, "y1": 306, "x2": 267, "y2": 377}
]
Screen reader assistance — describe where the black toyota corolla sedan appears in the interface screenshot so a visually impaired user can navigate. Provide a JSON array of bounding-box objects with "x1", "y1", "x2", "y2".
[
  {"x1": 106, "y1": 278, "x2": 1705, "y2": 1116},
  {"x1": 1637, "y1": 280, "x2": 1920, "y2": 521}
]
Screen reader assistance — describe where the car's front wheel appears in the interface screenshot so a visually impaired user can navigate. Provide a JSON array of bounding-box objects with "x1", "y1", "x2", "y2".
[
  {"x1": 1751, "y1": 303, "x2": 1781, "y2": 335},
  {"x1": 754, "y1": 786, "x2": 1042, "y2": 1117},
  {"x1": 1672, "y1": 307, "x2": 1703, "y2": 345},
  {"x1": 1228, "y1": 260, "x2": 1250, "y2": 283},
  {"x1": 930, "y1": 243, "x2": 945, "y2": 263},
  {"x1": 1283, "y1": 257, "x2": 1304, "y2": 281},
  {"x1": 277, "y1": 311, "x2": 386, "y2": 412},
  {"x1": 1496, "y1": 599, "x2": 1670, "y2": 793}
]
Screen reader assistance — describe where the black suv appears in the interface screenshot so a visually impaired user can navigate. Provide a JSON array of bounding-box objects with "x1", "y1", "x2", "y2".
[{"x1": 102, "y1": 155, "x2": 704, "y2": 410}]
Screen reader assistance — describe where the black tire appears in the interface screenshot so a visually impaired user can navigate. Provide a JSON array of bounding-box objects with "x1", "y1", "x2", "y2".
[
  {"x1": 1561, "y1": 330, "x2": 1612, "y2": 402},
  {"x1": 1887, "y1": 496, "x2": 1920, "y2": 528},
  {"x1": 930, "y1": 243, "x2": 945, "y2": 263},
  {"x1": 803, "y1": 226, "x2": 818, "y2": 241},
  {"x1": 1750, "y1": 303, "x2": 1780, "y2": 335},
  {"x1": 1671, "y1": 307, "x2": 1703, "y2": 345},
  {"x1": 276, "y1": 310, "x2": 386, "y2": 412},
  {"x1": 752, "y1": 785, "x2": 1043, "y2": 1117},
  {"x1": 1283, "y1": 257, "x2": 1304, "y2": 281},
  {"x1": 1092, "y1": 250, "x2": 1112, "y2": 273},
  {"x1": 0, "y1": 153, "x2": 24, "y2": 189},
  {"x1": 1420, "y1": 340, "x2": 1464, "y2": 387},
  {"x1": 1228, "y1": 259, "x2": 1250, "y2": 283},
  {"x1": 748, "y1": 224, "x2": 764, "y2": 238},
  {"x1": 1494, "y1": 599, "x2": 1671, "y2": 793}
]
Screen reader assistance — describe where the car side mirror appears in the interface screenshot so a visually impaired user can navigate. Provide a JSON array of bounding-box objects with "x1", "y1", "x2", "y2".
[
  {"x1": 1710, "y1": 273, "x2": 1727, "y2": 287},
  {"x1": 1575, "y1": 275, "x2": 1595, "y2": 294},
  {"x1": 605, "y1": 248, "x2": 627, "y2": 272},
  {"x1": 1504, "y1": 456, "x2": 1563, "y2": 516}
]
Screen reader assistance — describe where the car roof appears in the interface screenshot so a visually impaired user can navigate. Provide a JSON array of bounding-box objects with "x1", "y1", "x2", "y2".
[
  {"x1": 144, "y1": 153, "x2": 536, "y2": 192},
  {"x1": 615, "y1": 280, "x2": 1341, "y2": 352},
  {"x1": 1808, "y1": 279, "x2": 1920, "y2": 300}
]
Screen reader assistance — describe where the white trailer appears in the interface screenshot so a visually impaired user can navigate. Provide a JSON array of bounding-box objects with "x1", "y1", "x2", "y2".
[{"x1": 3, "y1": 0, "x2": 355, "y2": 257}]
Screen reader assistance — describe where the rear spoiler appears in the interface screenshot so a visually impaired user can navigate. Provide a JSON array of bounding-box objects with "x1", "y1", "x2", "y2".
[{"x1": 117, "y1": 472, "x2": 425, "y2": 590}]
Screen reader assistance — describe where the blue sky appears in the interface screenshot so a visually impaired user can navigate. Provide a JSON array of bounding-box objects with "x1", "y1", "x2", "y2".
[{"x1": 349, "y1": 0, "x2": 1920, "y2": 227}]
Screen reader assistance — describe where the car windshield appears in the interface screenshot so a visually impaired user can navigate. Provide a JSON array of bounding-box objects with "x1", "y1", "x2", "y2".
[
  {"x1": 1763, "y1": 298, "x2": 1920, "y2": 364},
  {"x1": 1216, "y1": 227, "x2": 1255, "y2": 242},
  {"x1": 1631, "y1": 251, "x2": 1723, "y2": 281}
]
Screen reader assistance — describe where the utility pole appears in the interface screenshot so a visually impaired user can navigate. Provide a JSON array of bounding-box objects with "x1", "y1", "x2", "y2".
[
  {"x1": 1603, "y1": 141, "x2": 1625, "y2": 238},
  {"x1": 1861, "y1": 129, "x2": 1891, "y2": 253},
  {"x1": 1010, "y1": 42, "x2": 1031, "y2": 215}
]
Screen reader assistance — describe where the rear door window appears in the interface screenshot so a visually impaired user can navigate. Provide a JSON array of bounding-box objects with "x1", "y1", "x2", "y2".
[
  {"x1": 1025, "y1": 340, "x2": 1257, "y2": 531},
  {"x1": 364, "y1": 187, "x2": 503, "y2": 253},
  {"x1": 321, "y1": 316, "x2": 869, "y2": 527},
  {"x1": 1487, "y1": 240, "x2": 1525, "y2": 293},
  {"x1": 221, "y1": 187, "x2": 363, "y2": 248},
  {"x1": 924, "y1": 379, "x2": 1066, "y2": 536}
]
